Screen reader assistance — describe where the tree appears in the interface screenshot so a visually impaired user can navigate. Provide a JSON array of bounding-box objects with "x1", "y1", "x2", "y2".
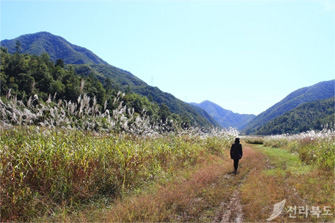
[
  {"x1": 55, "y1": 59, "x2": 64, "y2": 68},
  {"x1": 15, "y1": 40, "x2": 21, "y2": 54},
  {"x1": 63, "y1": 68, "x2": 80, "y2": 102},
  {"x1": 159, "y1": 103, "x2": 170, "y2": 122},
  {"x1": 18, "y1": 73, "x2": 34, "y2": 95},
  {"x1": 50, "y1": 80, "x2": 65, "y2": 96}
]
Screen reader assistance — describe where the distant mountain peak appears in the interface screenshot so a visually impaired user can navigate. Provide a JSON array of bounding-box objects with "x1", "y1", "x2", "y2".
[
  {"x1": 1, "y1": 31, "x2": 108, "y2": 65},
  {"x1": 191, "y1": 100, "x2": 255, "y2": 130}
]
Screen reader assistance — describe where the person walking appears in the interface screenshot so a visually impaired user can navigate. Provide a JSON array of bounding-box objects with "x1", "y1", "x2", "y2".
[{"x1": 230, "y1": 138, "x2": 243, "y2": 174}]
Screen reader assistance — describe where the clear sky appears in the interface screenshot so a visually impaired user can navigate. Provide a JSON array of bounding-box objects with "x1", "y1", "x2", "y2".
[{"x1": 1, "y1": 0, "x2": 334, "y2": 115}]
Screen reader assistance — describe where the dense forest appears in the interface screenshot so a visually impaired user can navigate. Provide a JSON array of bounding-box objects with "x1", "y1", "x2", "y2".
[
  {"x1": 254, "y1": 97, "x2": 335, "y2": 135},
  {"x1": 0, "y1": 46, "x2": 188, "y2": 127}
]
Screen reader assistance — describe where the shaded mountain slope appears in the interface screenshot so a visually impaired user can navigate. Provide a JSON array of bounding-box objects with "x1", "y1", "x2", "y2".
[
  {"x1": 254, "y1": 97, "x2": 335, "y2": 135},
  {"x1": 244, "y1": 80, "x2": 335, "y2": 134}
]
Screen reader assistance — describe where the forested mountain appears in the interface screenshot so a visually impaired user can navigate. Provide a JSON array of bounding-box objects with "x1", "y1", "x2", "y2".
[
  {"x1": 1, "y1": 32, "x2": 108, "y2": 65},
  {"x1": 191, "y1": 100, "x2": 255, "y2": 130},
  {"x1": 0, "y1": 48, "x2": 154, "y2": 115},
  {"x1": 254, "y1": 97, "x2": 335, "y2": 135},
  {"x1": 1, "y1": 32, "x2": 218, "y2": 127},
  {"x1": 243, "y1": 80, "x2": 335, "y2": 134}
]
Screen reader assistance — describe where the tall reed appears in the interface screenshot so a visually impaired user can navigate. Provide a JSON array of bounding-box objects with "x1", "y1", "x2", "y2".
[{"x1": 261, "y1": 129, "x2": 335, "y2": 170}]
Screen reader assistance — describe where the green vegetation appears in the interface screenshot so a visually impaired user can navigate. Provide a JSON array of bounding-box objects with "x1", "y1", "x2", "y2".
[
  {"x1": 0, "y1": 47, "x2": 105, "y2": 103},
  {"x1": 244, "y1": 130, "x2": 335, "y2": 171},
  {"x1": 1, "y1": 31, "x2": 334, "y2": 223},
  {"x1": 262, "y1": 131, "x2": 335, "y2": 171},
  {"x1": 254, "y1": 97, "x2": 335, "y2": 135},
  {"x1": 0, "y1": 47, "x2": 211, "y2": 128},
  {"x1": 256, "y1": 145, "x2": 314, "y2": 175},
  {"x1": 244, "y1": 80, "x2": 335, "y2": 134},
  {"x1": 1, "y1": 32, "x2": 108, "y2": 64},
  {"x1": 1, "y1": 32, "x2": 218, "y2": 127}
]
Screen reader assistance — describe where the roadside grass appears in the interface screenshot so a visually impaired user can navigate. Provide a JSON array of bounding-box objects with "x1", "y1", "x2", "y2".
[
  {"x1": 5, "y1": 127, "x2": 333, "y2": 222},
  {"x1": 1, "y1": 126, "x2": 237, "y2": 222},
  {"x1": 40, "y1": 143, "x2": 261, "y2": 222},
  {"x1": 37, "y1": 142, "x2": 316, "y2": 223},
  {"x1": 105, "y1": 155, "x2": 234, "y2": 223},
  {"x1": 258, "y1": 145, "x2": 315, "y2": 175},
  {"x1": 35, "y1": 152, "x2": 235, "y2": 222},
  {"x1": 239, "y1": 144, "x2": 284, "y2": 222},
  {"x1": 241, "y1": 144, "x2": 335, "y2": 222},
  {"x1": 262, "y1": 131, "x2": 335, "y2": 171}
]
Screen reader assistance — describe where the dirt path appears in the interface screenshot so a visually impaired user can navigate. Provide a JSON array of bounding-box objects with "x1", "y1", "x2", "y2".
[
  {"x1": 219, "y1": 180, "x2": 243, "y2": 223},
  {"x1": 215, "y1": 144, "x2": 258, "y2": 223},
  {"x1": 211, "y1": 143, "x2": 333, "y2": 223}
]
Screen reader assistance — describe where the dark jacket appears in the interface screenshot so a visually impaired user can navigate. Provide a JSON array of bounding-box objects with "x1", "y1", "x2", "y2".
[{"x1": 230, "y1": 143, "x2": 243, "y2": 160}]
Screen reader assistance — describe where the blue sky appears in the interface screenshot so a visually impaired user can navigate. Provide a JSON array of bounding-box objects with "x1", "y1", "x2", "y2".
[{"x1": 1, "y1": 0, "x2": 334, "y2": 115}]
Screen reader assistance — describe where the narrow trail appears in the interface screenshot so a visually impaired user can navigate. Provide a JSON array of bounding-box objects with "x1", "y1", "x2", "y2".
[
  {"x1": 219, "y1": 176, "x2": 244, "y2": 223},
  {"x1": 215, "y1": 144, "x2": 257, "y2": 223}
]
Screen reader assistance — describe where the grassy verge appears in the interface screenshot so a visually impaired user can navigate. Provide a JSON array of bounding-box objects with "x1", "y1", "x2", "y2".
[
  {"x1": 1, "y1": 126, "x2": 236, "y2": 222},
  {"x1": 240, "y1": 144, "x2": 334, "y2": 222},
  {"x1": 41, "y1": 154, "x2": 233, "y2": 222},
  {"x1": 4, "y1": 128, "x2": 333, "y2": 222},
  {"x1": 36, "y1": 143, "x2": 263, "y2": 222}
]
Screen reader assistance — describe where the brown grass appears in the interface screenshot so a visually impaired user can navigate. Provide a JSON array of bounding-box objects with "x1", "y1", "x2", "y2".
[
  {"x1": 241, "y1": 144, "x2": 335, "y2": 222},
  {"x1": 81, "y1": 144, "x2": 261, "y2": 222},
  {"x1": 41, "y1": 151, "x2": 248, "y2": 222},
  {"x1": 35, "y1": 143, "x2": 334, "y2": 222},
  {"x1": 104, "y1": 154, "x2": 232, "y2": 222}
]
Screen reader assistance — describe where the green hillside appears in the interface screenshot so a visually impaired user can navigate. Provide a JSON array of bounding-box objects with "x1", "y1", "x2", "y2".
[
  {"x1": 244, "y1": 80, "x2": 335, "y2": 134},
  {"x1": 0, "y1": 32, "x2": 218, "y2": 127},
  {"x1": 71, "y1": 64, "x2": 146, "y2": 90},
  {"x1": 1, "y1": 32, "x2": 108, "y2": 65},
  {"x1": 254, "y1": 97, "x2": 335, "y2": 135}
]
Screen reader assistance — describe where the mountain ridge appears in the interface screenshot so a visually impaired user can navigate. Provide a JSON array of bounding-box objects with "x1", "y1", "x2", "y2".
[
  {"x1": 1, "y1": 32, "x2": 108, "y2": 65},
  {"x1": 254, "y1": 97, "x2": 335, "y2": 135},
  {"x1": 243, "y1": 79, "x2": 335, "y2": 134},
  {"x1": 3, "y1": 32, "x2": 333, "y2": 131},
  {"x1": 191, "y1": 100, "x2": 255, "y2": 130}
]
